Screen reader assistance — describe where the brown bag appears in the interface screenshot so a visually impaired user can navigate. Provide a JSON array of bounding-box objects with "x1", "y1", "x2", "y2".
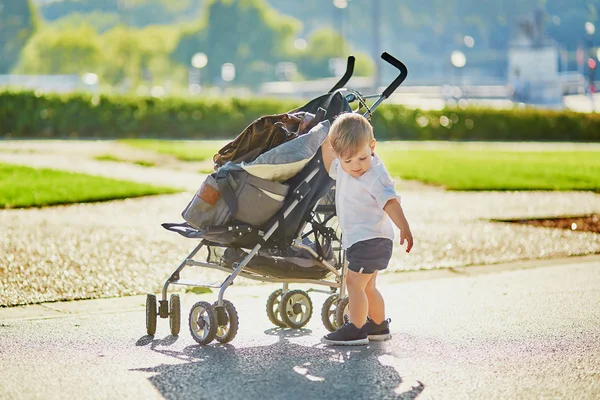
[{"x1": 213, "y1": 110, "x2": 325, "y2": 170}]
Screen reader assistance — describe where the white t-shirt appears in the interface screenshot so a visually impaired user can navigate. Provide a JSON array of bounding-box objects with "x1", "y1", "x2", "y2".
[{"x1": 329, "y1": 154, "x2": 398, "y2": 249}]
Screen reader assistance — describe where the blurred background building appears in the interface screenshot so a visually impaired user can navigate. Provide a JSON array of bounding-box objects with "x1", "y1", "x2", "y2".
[{"x1": 0, "y1": 0, "x2": 599, "y2": 110}]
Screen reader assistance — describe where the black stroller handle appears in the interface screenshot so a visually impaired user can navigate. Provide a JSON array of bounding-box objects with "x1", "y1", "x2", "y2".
[
  {"x1": 328, "y1": 56, "x2": 355, "y2": 93},
  {"x1": 381, "y1": 52, "x2": 408, "y2": 99}
]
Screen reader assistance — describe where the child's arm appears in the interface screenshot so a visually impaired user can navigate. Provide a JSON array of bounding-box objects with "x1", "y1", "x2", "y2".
[
  {"x1": 383, "y1": 198, "x2": 413, "y2": 253},
  {"x1": 321, "y1": 136, "x2": 337, "y2": 175}
]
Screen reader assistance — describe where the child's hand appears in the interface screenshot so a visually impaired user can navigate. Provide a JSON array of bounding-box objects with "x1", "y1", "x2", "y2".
[{"x1": 400, "y1": 229, "x2": 413, "y2": 253}]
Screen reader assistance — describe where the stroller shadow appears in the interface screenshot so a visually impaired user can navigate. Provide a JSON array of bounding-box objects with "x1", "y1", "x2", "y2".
[
  {"x1": 133, "y1": 330, "x2": 424, "y2": 400},
  {"x1": 136, "y1": 335, "x2": 179, "y2": 349}
]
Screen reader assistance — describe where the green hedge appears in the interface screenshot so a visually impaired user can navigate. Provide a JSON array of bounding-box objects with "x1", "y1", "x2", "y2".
[
  {"x1": 0, "y1": 90, "x2": 298, "y2": 139},
  {"x1": 371, "y1": 106, "x2": 600, "y2": 142},
  {"x1": 2, "y1": 90, "x2": 600, "y2": 141}
]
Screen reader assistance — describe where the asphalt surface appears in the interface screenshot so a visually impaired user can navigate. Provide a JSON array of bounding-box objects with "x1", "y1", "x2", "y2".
[{"x1": 1, "y1": 255, "x2": 599, "y2": 400}]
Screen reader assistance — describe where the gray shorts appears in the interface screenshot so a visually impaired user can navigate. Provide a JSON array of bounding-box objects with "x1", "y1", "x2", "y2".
[{"x1": 346, "y1": 238, "x2": 393, "y2": 274}]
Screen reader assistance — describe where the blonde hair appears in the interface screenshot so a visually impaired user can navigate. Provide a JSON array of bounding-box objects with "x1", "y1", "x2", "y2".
[{"x1": 329, "y1": 113, "x2": 374, "y2": 159}]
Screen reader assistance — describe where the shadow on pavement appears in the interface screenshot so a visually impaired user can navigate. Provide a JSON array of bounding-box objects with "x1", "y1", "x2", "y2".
[
  {"x1": 136, "y1": 335, "x2": 179, "y2": 349},
  {"x1": 133, "y1": 328, "x2": 424, "y2": 399}
]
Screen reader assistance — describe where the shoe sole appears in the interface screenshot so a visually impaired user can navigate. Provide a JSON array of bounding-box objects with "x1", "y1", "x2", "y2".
[
  {"x1": 321, "y1": 337, "x2": 369, "y2": 346},
  {"x1": 368, "y1": 333, "x2": 391, "y2": 341}
]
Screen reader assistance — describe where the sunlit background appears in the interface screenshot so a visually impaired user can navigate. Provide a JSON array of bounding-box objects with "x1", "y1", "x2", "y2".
[
  {"x1": 0, "y1": 0, "x2": 599, "y2": 110},
  {"x1": 2, "y1": 0, "x2": 600, "y2": 320}
]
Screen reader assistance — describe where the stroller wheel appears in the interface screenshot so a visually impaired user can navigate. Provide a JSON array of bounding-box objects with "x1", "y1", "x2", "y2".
[
  {"x1": 146, "y1": 294, "x2": 157, "y2": 336},
  {"x1": 321, "y1": 294, "x2": 341, "y2": 332},
  {"x1": 280, "y1": 290, "x2": 313, "y2": 329},
  {"x1": 188, "y1": 301, "x2": 218, "y2": 345},
  {"x1": 335, "y1": 297, "x2": 349, "y2": 328},
  {"x1": 169, "y1": 294, "x2": 181, "y2": 336},
  {"x1": 266, "y1": 289, "x2": 287, "y2": 328},
  {"x1": 213, "y1": 300, "x2": 239, "y2": 344}
]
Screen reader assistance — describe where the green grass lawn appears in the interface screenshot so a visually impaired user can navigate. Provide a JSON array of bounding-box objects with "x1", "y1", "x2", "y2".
[
  {"x1": 119, "y1": 139, "x2": 226, "y2": 162},
  {"x1": 376, "y1": 143, "x2": 600, "y2": 191},
  {"x1": 0, "y1": 163, "x2": 180, "y2": 208}
]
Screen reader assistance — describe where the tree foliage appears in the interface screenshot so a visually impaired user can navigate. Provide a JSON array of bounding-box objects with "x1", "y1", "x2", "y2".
[
  {"x1": 292, "y1": 28, "x2": 374, "y2": 79},
  {"x1": 46, "y1": 11, "x2": 122, "y2": 33},
  {"x1": 10, "y1": 0, "x2": 600, "y2": 85},
  {"x1": 0, "y1": 0, "x2": 37, "y2": 73},
  {"x1": 101, "y1": 24, "x2": 183, "y2": 86},
  {"x1": 39, "y1": 0, "x2": 203, "y2": 27},
  {"x1": 172, "y1": 0, "x2": 300, "y2": 85},
  {"x1": 14, "y1": 24, "x2": 102, "y2": 75},
  {"x1": 14, "y1": 22, "x2": 183, "y2": 89}
]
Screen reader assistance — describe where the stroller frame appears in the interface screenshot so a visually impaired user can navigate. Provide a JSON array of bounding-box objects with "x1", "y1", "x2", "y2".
[{"x1": 146, "y1": 52, "x2": 408, "y2": 344}]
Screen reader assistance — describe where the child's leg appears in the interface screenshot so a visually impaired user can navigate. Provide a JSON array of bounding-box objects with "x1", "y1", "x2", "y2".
[
  {"x1": 345, "y1": 269, "x2": 372, "y2": 327},
  {"x1": 365, "y1": 271, "x2": 385, "y2": 324}
]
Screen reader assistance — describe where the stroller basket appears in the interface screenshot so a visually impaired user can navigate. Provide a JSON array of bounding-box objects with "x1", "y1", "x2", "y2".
[{"x1": 148, "y1": 52, "x2": 409, "y2": 344}]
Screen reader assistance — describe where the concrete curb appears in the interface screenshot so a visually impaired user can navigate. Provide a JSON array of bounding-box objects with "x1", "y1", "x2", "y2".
[{"x1": 2, "y1": 254, "x2": 598, "y2": 322}]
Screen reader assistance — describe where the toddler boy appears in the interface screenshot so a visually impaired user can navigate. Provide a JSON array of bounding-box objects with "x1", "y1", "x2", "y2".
[{"x1": 320, "y1": 113, "x2": 413, "y2": 345}]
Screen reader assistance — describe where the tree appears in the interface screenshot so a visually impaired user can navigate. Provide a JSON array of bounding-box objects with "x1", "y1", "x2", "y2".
[
  {"x1": 100, "y1": 24, "x2": 183, "y2": 87},
  {"x1": 171, "y1": 0, "x2": 300, "y2": 85},
  {"x1": 292, "y1": 28, "x2": 374, "y2": 79},
  {"x1": 13, "y1": 24, "x2": 103, "y2": 75},
  {"x1": 0, "y1": 0, "x2": 37, "y2": 73},
  {"x1": 100, "y1": 26, "x2": 143, "y2": 86}
]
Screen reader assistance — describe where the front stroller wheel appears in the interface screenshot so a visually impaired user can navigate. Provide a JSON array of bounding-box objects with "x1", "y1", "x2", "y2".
[
  {"x1": 321, "y1": 294, "x2": 341, "y2": 332},
  {"x1": 266, "y1": 289, "x2": 287, "y2": 328},
  {"x1": 213, "y1": 300, "x2": 239, "y2": 344},
  {"x1": 335, "y1": 297, "x2": 350, "y2": 328},
  {"x1": 189, "y1": 301, "x2": 218, "y2": 345},
  {"x1": 146, "y1": 294, "x2": 157, "y2": 336},
  {"x1": 169, "y1": 294, "x2": 181, "y2": 336},
  {"x1": 280, "y1": 290, "x2": 313, "y2": 329}
]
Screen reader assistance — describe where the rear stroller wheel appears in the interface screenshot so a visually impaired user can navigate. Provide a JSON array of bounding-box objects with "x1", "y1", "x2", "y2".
[
  {"x1": 169, "y1": 294, "x2": 181, "y2": 336},
  {"x1": 280, "y1": 290, "x2": 313, "y2": 329},
  {"x1": 213, "y1": 300, "x2": 239, "y2": 344},
  {"x1": 146, "y1": 294, "x2": 157, "y2": 336},
  {"x1": 334, "y1": 296, "x2": 349, "y2": 328},
  {"x1": 266, "y1": 289, "x2": 287, "y2": 328},
  {"x1": 189, "y1": 301, "x2": 218, "y2": 345},
  {"x1": 321, "y1": 294, "x2": 342, "y2": 332}
]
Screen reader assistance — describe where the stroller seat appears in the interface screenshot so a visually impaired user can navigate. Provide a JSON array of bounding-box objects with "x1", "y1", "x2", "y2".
[{"x1": 221, "y1": 235, "x2": 334, "y2": 280}]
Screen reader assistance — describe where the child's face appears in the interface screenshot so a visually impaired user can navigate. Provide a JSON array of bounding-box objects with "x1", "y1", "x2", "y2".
[{"x1": 339, "y1": 140, "x2": 376, "y2": 178}]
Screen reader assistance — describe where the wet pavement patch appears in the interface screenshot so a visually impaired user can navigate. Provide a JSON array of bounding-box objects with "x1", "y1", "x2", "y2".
[{"x1": 495, "y1": 214, "x2": 600, "y2": 234}]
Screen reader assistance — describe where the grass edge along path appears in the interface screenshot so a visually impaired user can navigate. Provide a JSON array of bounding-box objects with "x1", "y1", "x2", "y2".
[
  {"x1": 94, "y1": 154, "x2": 156, "y2": 167},
  {"x1": 119, "y1": 139, "x2": 600, "y2": 191},
  {"x1": 119, "y1": 139, "x2": 227, "y2": 162},
  {"x1": 0, "y1": 163, "x2": 180, "y2": 209}
]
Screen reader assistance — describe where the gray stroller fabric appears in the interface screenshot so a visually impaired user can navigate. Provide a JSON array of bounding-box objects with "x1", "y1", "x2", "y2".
[
  {"x1": 240, "y1": 121, "x2": 330, "y2": 182},
  {"x1": 247, "y1": 121, "x2": 329, "y2": 166},
  {"x1": 181, "y1": 121, "x2": 330, "y2": 231},
  {"x1": 181, "y1": 163, "x2": 289, "y2": 230},
  {"x1": 221, "y1": 237, "x2": 335, "y2": 279},
  {"x1": 258, "y1": 236, "x2": 334, "y2": 267}
]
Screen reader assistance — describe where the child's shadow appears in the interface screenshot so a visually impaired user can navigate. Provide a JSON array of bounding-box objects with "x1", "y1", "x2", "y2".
[{"x1": 134, "y1": 328, "x2": 424, "y2": 400}]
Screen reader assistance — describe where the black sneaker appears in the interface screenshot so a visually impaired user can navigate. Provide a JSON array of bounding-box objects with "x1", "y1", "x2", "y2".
[
  {"x1": 366, "y1": 318, "x2": 391, "y2": 341},
  {"x1": 322, "y1": 322, "x2": 369, "y2": 346}
]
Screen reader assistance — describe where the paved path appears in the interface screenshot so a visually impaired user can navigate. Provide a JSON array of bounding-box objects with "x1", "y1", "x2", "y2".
[
  {"x1": 2, "y1": 141, "x2": 600, "y2": 306},
  {"x1": 1, "y1": 256, "x2": 599, "y2": 399}
]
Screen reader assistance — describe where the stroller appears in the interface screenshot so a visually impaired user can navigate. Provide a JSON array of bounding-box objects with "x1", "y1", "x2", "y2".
[{"x1": 146, "y1": 52, "x2": 408, "y2": 345}]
